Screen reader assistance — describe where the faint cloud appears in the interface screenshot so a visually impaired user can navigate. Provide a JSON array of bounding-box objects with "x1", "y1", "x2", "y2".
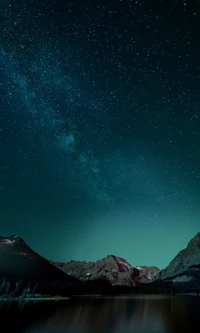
[
  {"x1": 78, "y1": 152, "x2": 113, "y2": 204},
  {"x1": 56, "y1": 132, "x2": 75, "y2": 153},
  {"x1": 97, "y1": 190, "x2": 113, "y2": 204},
  {"x1": 79, "y1": 153, "x2": 88, "y2": 167}
]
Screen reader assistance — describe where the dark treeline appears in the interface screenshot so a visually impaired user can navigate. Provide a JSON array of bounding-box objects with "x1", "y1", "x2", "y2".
[{"x1": 1, "y1": 271, "x2": 200, "y2": 298}]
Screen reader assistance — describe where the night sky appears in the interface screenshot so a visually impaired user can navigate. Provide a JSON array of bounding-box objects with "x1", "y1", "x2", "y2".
[{"x1": 0, "y1": 0, "x2": 200, "y2": 269}]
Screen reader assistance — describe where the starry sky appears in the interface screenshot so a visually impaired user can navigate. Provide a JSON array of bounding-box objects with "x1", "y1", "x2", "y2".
[{"x1": 0, "y1": 0, "x2": 200, "y2": 269}]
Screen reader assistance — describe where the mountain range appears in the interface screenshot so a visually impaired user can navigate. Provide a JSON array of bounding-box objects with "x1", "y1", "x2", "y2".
[
  {"x1": 51, "y1": 255, "x2": 160, "y2": 286},
  {"x1": 0, "y1": 232, "x2": 200, "y2": 297}
]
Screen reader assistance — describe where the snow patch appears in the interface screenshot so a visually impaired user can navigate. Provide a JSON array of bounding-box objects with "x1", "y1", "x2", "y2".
[{"x1": 5, "y1": 239, "x2": 15, "y2": 244}]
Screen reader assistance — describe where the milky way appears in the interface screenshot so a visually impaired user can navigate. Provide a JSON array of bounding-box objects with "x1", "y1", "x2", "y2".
[{"x1": 0, "y1": 0, "x2": 200, "y2": 268}]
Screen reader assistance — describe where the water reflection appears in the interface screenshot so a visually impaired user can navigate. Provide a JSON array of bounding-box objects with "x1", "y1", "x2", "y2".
[{"x1": 8, "y1": 296, "x2": 200, "y2": 333}]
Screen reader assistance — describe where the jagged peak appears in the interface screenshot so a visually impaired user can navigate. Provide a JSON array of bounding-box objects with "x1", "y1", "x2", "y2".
[
  {"x1": 106, "y1": 254, "x2": 117, "y2": 259},
  {"x1": 106, "y1": 254, "x2": 128, "y2": 261}
]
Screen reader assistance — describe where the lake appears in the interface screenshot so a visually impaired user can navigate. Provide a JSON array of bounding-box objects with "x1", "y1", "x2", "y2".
[{"x1": 1, "y1": 295, "x2": 200, "y2": 333}]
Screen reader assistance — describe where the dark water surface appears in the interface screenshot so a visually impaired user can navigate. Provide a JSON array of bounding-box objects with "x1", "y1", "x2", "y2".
[{"x1": 1, "y1": 295, "x2": 200, "y2": 333}]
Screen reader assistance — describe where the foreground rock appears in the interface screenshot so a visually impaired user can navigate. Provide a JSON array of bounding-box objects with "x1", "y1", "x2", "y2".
[{"x1": 52, "y1": 255, "x2": 160, "y2": 287}]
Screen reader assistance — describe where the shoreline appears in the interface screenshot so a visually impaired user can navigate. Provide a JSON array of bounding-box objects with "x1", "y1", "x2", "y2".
[
  {"x1": 0, "y1": 293, "x2": 199, "y2": 302},
  {"x1": 0, "y1": 296, "x2": 70, "y2": 301}
]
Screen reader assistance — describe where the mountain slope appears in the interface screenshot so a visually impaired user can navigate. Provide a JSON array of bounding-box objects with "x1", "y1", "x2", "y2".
[
  {"x1": 155, "y1": 232, "x2": 200, "y2": 281},
  {"x1": 0, "y1": 235, "x2": 78, "y2": 282}
]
